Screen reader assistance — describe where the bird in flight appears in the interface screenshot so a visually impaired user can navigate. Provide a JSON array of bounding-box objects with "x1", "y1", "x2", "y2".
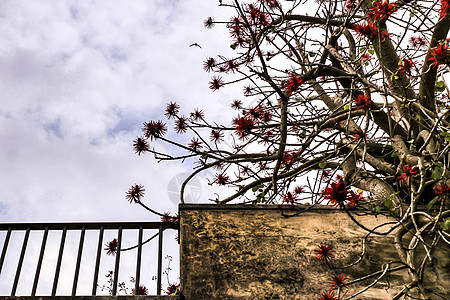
[{"x1": 189, "y1": 43, "x2": 202, "y2": 49}]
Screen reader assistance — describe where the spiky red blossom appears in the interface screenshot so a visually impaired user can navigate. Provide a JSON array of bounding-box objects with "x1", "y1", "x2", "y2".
[
  {"x1": 210, "y1": 129, "x2": 224, "y2": 143},
  {"x1": 329, "y1": 274, "x2": 346, "y2": 290},
  {"x1": 317, "y1": 291, "x2": 338, "y2": 300},
  {"x1": 346, "y1": 190, "x2": 364, "y2": 208},
  {"x1": 440, "y1": 0, "x2": 450, "y2": 19},
  {"x1": 353, "y1": 22, "x2": 379, "y2": 39},
  {"x1": 346, "y1": 0, "x2": 358, "y2": 11},
  {"x1": 161, "y1": 213, "x2": 179, "y2": 223},
  {"x1": 283, "y1": 74, "x2": 304, "y2": 96},
  {"x1": 209, "y1": 76, "x2": 224, "y2": 91},
  {"x1": 314, "y1": 243, "x2": 335, "y2": 261},
  {"x1": 174, "y1": 117, "x2": 188, "y2": 134},
  {"x1": 409, "y1": 36, "x2": 426, "y2": 48},
  {"x1": 398, "y1": 58, "x2": 416, "y2": 76},
  {"x1": 353, "y1": 93, "x2": 373, "y2": 110},
  {"x1": 233, "y1": 116, "x2": 255, "y2": 138},
  {"x1": 166, "y1": 283, "x2": 180, "y2": 295},
  {"x1": 190, "y1": 109, "x2": 204, "y2": 121},
  {"x1": 126, "y1": 184, "x2": 145, "y2": 203},
  {"x1": 322, "y1": 177, "x2": 348, "y2": 207},
  {"x1": 265, "y1": 0, "x2": 279, "y2": 8},
  {"x1": 243, "y1": 85, "x2": 253, "y2": 96},
  {"x1": 429, "y1": 43, "x2": 450, "y2": 68},
  {"x1": 231, "y1": 99, "x2": 243, "y2": 109},
  {"x1": 398, "y1": 164, "x2": 418, "y2": 184},
  {"x1": 105, "y1": 238, "x2": 118, "y2": 256},
  {"x1": 283, "y1": 192, "x2": 298, "y2": 204},
  {"x1": 226, "y1": 60, "x2": 239, "y2": 73},
  {"x1": 203, "y1": 57, "x2": 216, "y2": 72},
  {"x1": 203, "y1": 17, "x2": 214, "y2": 28},
  {"x1": 133, "y1": 137, "x2": 149, "y2": 155},
  {"x1": 369, "y1": 0, "x2": 397, "y2": 22},
  {"x1": 294, "y1": 186, "x2": 304, "y2": 194},
  {"x1": 215, "y1": 173, "x2": 230, "y2": 185},
  {"x1": 142, "y1": 120, "x2": 167, "y2": 140},
  {"x1": 435, "y1": 182, "x2": 450, "y2": 201},
  {"x1": 282, "y1": 151, "x2": 296, "y2": 167},
  {"x1": 165, "y1": 102, "x2": 180, "y2": 119},
  {"x1": 188, "y1": 138, "x2": 203, "y2": 152},
  {"x1": 132, "y1": 285, "x2": 148, "y2": 295}
]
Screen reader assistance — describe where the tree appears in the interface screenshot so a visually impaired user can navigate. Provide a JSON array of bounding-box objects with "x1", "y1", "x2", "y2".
[{"x1": 128, "y1": 0, "x2": 450, "y2": 298}]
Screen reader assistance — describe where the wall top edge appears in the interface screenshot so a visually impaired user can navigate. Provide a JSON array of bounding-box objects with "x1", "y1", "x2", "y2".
[{"x1": 179, "y1": 203, "x2": 340, "y2": 211}]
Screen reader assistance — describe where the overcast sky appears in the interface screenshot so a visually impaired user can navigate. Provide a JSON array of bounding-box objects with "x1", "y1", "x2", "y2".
[{"x1": 0, "y1": 0, "x2": 243, "y2": 223}]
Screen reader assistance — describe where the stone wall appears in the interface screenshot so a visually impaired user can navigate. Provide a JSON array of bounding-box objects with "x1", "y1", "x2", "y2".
[{"x1": 179, "y1": 204, "x2": 449, "y2": 300}]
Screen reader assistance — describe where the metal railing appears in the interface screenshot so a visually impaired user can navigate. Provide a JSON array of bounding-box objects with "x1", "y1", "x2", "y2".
[{"x1": 0, "y1": 221, "x2": 179, "y2": 297}]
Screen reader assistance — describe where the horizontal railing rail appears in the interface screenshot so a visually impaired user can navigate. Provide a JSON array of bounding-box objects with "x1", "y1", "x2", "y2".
[{"x1": 0, "y1": 221, "x2": 179, "y2": 297}]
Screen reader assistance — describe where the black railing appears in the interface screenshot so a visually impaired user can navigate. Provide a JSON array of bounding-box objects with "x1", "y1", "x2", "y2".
[{"x1": 0, "y1": 221, "x2": 178, "y2": 297}]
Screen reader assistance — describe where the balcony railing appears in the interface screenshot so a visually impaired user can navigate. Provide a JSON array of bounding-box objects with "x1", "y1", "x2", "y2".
[{"x1": 0, "y1": 221, "x2": 179, "y2": 297}]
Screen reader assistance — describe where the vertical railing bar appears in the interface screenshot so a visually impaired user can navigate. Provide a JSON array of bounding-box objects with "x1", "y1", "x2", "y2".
[
  {"x1": 32, "y1": 227, "x2": 49, "y2": 296},
  {"x1": 112, "y1": 226, "x2": 122, "y2": 296},
  {"x1": 0, "y1": 227, "x2": 12, "y2": 275},
  {"x1": 72, "y1": 226, "x2": 86, "y2": 296},
  {"x1": 135, "y1": 225, "x2": 143, "y2": 294},
  {"x1": 11, "y1": 227, "x2": 30, "y2": 296},
  {"x1": 157, "y1": 225, "x2": 164, "y2": 295},
  {"x1": 92, "y1": 226, "x2": 104, "y2": 296},
  {"x1": 52, "y1": 227, "x2": 67, "y2": 296}
]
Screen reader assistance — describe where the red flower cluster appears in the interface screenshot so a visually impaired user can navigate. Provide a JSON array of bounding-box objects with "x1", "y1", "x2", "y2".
[
  {"x1": 161, "y1": 213, "x2": 179, "y2": 223},
  {"x1": 314, "y1": 243, "x2": 335, "y2": 261},
  {"x1": 409, "y1": 36, "x2": 426, "y2": 48},
  {"x1": 329, "y1": 274, "x2": 346, "y2": 290},
  {"x1": 142, "y1": 120, "x2": 167, "y2": 140},
  {"x1": 283, "y1": 192, "x2": 298, "y2": 205},
  {"x1": 353, "y1": 93, "x2": 373, "y2": 110},
  {"x1": 166, "y1": 283, "x2": 180, "y2": 295},
  {"x1": 132, "y1": 285, "x2": 148, "y2": 295},
  {"x1": 215, "y1": 173, "x2": 230, "y2": 185},
  {"x1": 322, "y1": 177, "x2": 364, "y2": 208},
  {"x1": 398, "y1": 58, "x2": 416, "y2": 76},
  {"x1": 353, "y1": 22, "x2": 379, "y2": 39},
  {"x1": 203, "y1": 57, "x2": 216, "y2": 72},
  {"x1": 126, "y1": 184, "x2": 145, "y2": 203},
  {"x1": 246, "y1": 105, "x2": 272, "y2": 123},
  {"x1": 398, "y1": 164, "x2": 418, "y2": 184},
  {"x1": 440, "y1": 0, "x2": 450, "y2": 19},
  {"x1": 174, "y1": 117, "x2": 188, "y2": 134},
  {"x1": 435, "y1": 182, "x2": 450, "y2": 201},
  {"x1": 203, "y1": 17, "x2": 214, "y2": 29},
  {"x1": 190, "y1": 109, "x2": 204, "y2": 121},
  {"x1": 317, "y1": 291, "x2": 338, "y2": 300},
  {"x1": 209, "y1": 76, "x2": 225, "y2": 91},
  {"x1": 188, "y1": 138, "x2": 203, "y2": 152},
  {"x1": 210, "y1": 129, "x2": 224, "y2": 143},
  {"x1": 233, "y1": 116, "x2": 256, "y2": 139},
  {"x1": 346, "y1": 0, "x2": 358, "y2": 11},
  {"x1": 283, "y1": 73, "x2": 304, "y2": 96},
  {"x1": 105, "y1": 238, "x2": 118, "y2": 256},
  {"x1": 231, "y1": 99, "x2": 243, "y2": 109},
  {"x1": 246, "y1": 4, "x2": 270, "y2": 26},
  {"x1": 429, "y1": 43, "x2": 450, "y2": 68},
  {"x1": 133, "y1": 137, "x2": 149, "y2": 155},
  {"x1": 369, "y1": 0, "x2": 397, "y2": 22},
  {"x1": 165, "y1": 102, "x2": 180, "y2": 119}
]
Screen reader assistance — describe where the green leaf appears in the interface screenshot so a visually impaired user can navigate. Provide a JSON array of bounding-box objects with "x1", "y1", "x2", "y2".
[
  {"x1": 427, "y1": 196, "x2": 440, "y2": 211},
  {"x1": 368, "y1": 49, "x2": 374, "y2": 55},
  {"x1": 309, "y1": 52, "x2": 316, "y2": 57},
  {"x1": 343, "y1": 104, "x2": 350, "y2": 110},
  {"x1": 442, "y1": 219, "x2": 450, "y2": 231},
  {"x1": 435, "y1": 80, "x2": 446, "y2": 92},
  {"x1": 318, "y1": 159, "x2": 327, "y2": 169},
  {"x1": 359, "y1": 46, "x2": 366, "y2": 53},
  {"x1": 384, "y1": 199, "x2": 394, "y2": 210},
  {"x1": 431, "y1": 167, "x2": 443, "y2": 180},
  {"x1": 391, "y1": 152, "x2": 397, "y2": 158},
  {"x1": 252, "y1": 184, "x2": 264, "y2": 192},
  {"x1": 230, "y1": 43, "x2": 237, "y2": 50}
]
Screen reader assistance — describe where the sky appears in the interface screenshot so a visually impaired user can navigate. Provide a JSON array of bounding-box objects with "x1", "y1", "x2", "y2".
[
  {"x1": 0, "y1": 0, "x2": 243, "y2": 223},
  {"x1": 0, "y1": 0, "x2": 248, "y2": 295}
]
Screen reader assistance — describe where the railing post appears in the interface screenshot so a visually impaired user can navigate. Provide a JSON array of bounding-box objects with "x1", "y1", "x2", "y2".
[
  {"x1": 32, "y1": 227, "x2": 49, "y2": 296},
  {"x1": 112, "y1": 225, "x2": 123, "y2": 296},
  {"x1": 0, "y1": 227, "x2": 12, "y2": 275},
  {"x1": 52, "y1": 227, "x2": 67, "y2": 296},
  {"x1": 11, "y1": 227, "x2": 30, "y2": 296},
  {"x1": 135, "y1": 225, "x2": 143, "y2": 294},
  {"x1": 157, "y1": 224, "x2": 164, "y2": 295},
  {"x1": 92, "y1": 225, "x2": 104, "y2": 295},
  {"x1": 72, "y1": 226, "x2": 86, "y2": 296}
]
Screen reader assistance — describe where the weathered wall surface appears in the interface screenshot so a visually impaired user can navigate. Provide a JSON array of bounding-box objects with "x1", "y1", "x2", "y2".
[{"x1": 179, "y1": 204, "x2": 449, "y2": 300}]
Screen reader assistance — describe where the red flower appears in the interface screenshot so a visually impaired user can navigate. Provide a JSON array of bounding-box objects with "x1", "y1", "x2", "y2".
[
  {"x1": 398, "y1": 164, "x2": 418, "y2": 184},
  {"x1": 215, "y1": 173, "x2": 230, "y2": 185},
  {"x1": 243, "y1": 85, "x2": 253, "y2": 96},
  {"x1": 369, "y1": 0, "x2": 397, "y2": 22},
  {"x1": 231, "y1": 99, "x2": 243, "y2": 109},
  {"x1": 409, "y1": 36, "x2": 426, "y2": 48},
  {"x1": 165, "y1": 283, "x2": 180, "y2": 295},
  {"x1": 203, "y1": 57, "x2": 216, "y2": 72},
  {"x1": 429, "y1": 43, "x2": 450, "y2": 68},
  {"x1": 346, "y1": 0, "x2": 358, "y2": 11},
  {"x1": 294, "y1": 186, "x2": 304, "y2": 194},
  {"x1": 398, "y1": 58, "x2": 416, "y2": 76},
  {"x1": 210, "y1": 129, "x2": 224, "y2": 143},
  {"x1": 204, "y1": 17, "x2": 214, "y2": 28},
  {"x1": 133, "y1": 137, "x2": 149, "y2": 155},
  {"x1": 282, "y1": 151, "x2": 296, "y2": 167},
  {"x1": 329, "y1": 274, "x2": 346, "y2": 290},
  {"x1": 142, "y1": 120, "x2": 167, "y2": 140},
  {"x1": 314, "y1": 243, "x2": 335, "y2": 261},
  {"x1": 190, "y1": 109, "x2": 204, "y2": 121},
  {"x1": 322, "y1": 177, "x2": 348, "y2": 207},
  {"x1": 209, "y1": 76, "x2": 224, "y2": 91},
  {"x1": 435, "y1": 183, "x2": 450, "y2": 201},
  {"x1": 440, "y1": 0, "x2": 450, "y2": 19},
  {"x1": 317, "y1": 291, "x2": 338, "y2": 300},
  {"x1": 161, "y1": 213, "x2": 179, "y2": 223},
  {"x1": 188, "y1": 138, "x2": 203, "y2": 152},
  {"x1": 233, "y1": 117, "x2": 255, "y2": 139},
  {"x1": 283, "y1": 73, "x2": 304, "y2": 96},
  {"x1": 105, "y1": 238, "x2": 118, "y2": 256},
  {"x1": 283, "y1": 192, "x2": 298, "y2": 204},
  {"x1": 353, "y1": 22, "x2": 379, "y2": 39},
  {"x1": 353, "y1": 93, "x2": 373, "y2": 110},
  {"x1": 132, "y1": 285, "x2": 148, "y2": 295},
  {"x1": 346, "y1": 190, "x2": 364, "y2": 208},
  {"x1": 174, "y1": 117, "x2": 188, "y2": 134},
  {"x1": 165, "y1": 102, "x2": 180, "y2": 119},
  {"x1": 126, "y1": 184, "x2": 145, "y2": 203},
  {"x1": 226, "y1": 60, "x2": 239, "y2": 73}
]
